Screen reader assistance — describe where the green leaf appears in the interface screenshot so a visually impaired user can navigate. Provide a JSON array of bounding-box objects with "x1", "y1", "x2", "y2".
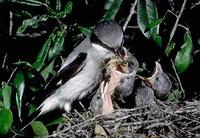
[
  {"x1": 103, "y1": 0, "x2": 123, "y2": 20},
  {"x1": 145, "y1": 17, "x2": 165, "y2": 33},
  {"x1": 1, "y1": 83, "x2": 12, "y2": 109},
  {"x1": 137, "y1": 0, "x2": 159, "y2": 38},
  {"x1": 175, "y1": 31, "x2": 193, "y2": 74},
  {"x1": 13, "y1": 71, "x2": 25, "y2": 121},
  {"x1": 153, "y1": 35, "x2": 162, "y2": 47},
  {"x1": 41, "y1": 59, "x2": 55, "y2": 81},
  {"x1": 31, "y1": 121, "x2": 49, "y2": 136},
  {"x1": 64, "y1": 1, "x2": 73, "y2": 14},
  {"x1": 167, "y1": 89, "x2": 182, "y2": 102},
  {"x1": 28, "y1": 104, "x2": 37, "y2": 116},
  {"x1": 33, "y1": 33, "x2": 54, "y2": 71},
  {"x1": 13, "y1": 61, "x2": 33, "y2": 71},
  {"x1": 46, "y1": 117, "x2": 65, "y2": 127},
  {"x1": 56, "y1": 0, "x2": 61, "y2": 10},
  {"x1": 0, "y1": 108, "x2": 13, "y2": 135},
  {"x1": 78, "y1": 26, "x2": 91, "y2": 36},
  {"x1": 165, "y1": 42, "x2": 175, "y2": 56},
  {"x1": 17, "y1": 15, "x2": 48, "y2": 33},
  {"x1": 48, "y1": 27, "x2": 66, "y2": 61}
]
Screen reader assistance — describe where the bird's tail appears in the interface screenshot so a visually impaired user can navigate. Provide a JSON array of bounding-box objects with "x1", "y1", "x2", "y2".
[
  {"x1": 18, "y1": 97, "x2": 59, "y2": 134},
  {"x1": 37, "y1": 96, "x2": 59, "y2": 115}
]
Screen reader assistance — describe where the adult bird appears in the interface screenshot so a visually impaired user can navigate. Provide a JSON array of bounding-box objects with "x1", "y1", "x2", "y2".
[{"x1": 39, "y1": 20, "x2": 124, "y2": 115}]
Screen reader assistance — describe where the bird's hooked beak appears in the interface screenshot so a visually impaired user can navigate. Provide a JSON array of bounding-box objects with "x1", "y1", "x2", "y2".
[{"x1": 114, "y1": 47, "x2": 125, "y2": 59}]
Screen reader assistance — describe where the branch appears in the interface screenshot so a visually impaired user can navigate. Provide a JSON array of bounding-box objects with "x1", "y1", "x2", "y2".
[
  {"x1": 191, "y1": 1, "x2": 200, "y2": 9},
  {"x1": 170, "y1": 59, "x2": 185, "y2": 99},
  {"x1": 122, "y1": 0, "x2": 138, "y2": 31},
  {"x1": 167, "y1": 0, "x2": 188, "y2": 46}
]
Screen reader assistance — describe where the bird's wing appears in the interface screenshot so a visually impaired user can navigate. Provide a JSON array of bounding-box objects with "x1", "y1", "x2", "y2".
[
  {"x1": 44, "y1": 52, "x2": 87, "y2": 92},
  {"x1": 60, "y1": 37, "x2": 91, "y2": 71}
]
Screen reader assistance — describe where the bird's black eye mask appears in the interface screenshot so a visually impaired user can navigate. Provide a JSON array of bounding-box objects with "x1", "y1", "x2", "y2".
[
  {"x1": 90, "y1": 32, "x2": 125, "y2": 58},
  {"x1": 90, "y1": 32, "x2": 117, "y2": 53}
]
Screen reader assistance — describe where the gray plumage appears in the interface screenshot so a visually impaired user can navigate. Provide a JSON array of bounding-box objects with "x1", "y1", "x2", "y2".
[
  {"x1": 134, "y1": 80, "x2": 154, "y2": 107},
  {"x1": 115, "y1": 71, "x2": 136, "y2": 103},
  {"x1": 89, "y1": 89, "x2": 103, "y2": 115},
  {"x1": 115, "y1": 48, "x2": 139, "y2": 102},
  {"x1": 147, "y1": 62, "x2": 172, "y2": 98},
  {"x1": 39, "y1": 20, "x2": 124, "y2": 115}
]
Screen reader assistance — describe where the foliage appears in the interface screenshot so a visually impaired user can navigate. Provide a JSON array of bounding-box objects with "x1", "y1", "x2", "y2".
[{"x1": 0, "y1": 0, "x2": 198, "y2": 137}]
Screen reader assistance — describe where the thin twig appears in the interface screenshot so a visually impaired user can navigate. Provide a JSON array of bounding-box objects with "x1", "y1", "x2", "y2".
[
  {"x1": 79, "y1": 101, "x2": 87, "y2": 111},
  {"x1": 74, "y1": 109, "x2": 86, "y2": 121},
  {"x1": 7, "y1": 67, "x2": 17, "y2": 84},
  {"x1": 2, "y1": 53, "x2": 7, "y2": 69},
  {"x1": 9, "y1": 11, "x2": 13, "y2": 36},
  {"x1": 167, "y1": 0, "x2": 188, "y2": 46},
  {"x1": 167, "y1": 0, "x2": 175, "y2": 11},
  {"x1": 170, "y1": 59, "x2": 185, "y2": 99},
  {"x1": 122, "y1": 0, "x2": 138, "y2": 31},
  {"x1": 191, "y1": 1, "x2": 200, "y2": 9},
  {"x1": 145, "y1": 122, "x2": 172, "y2": 129},
  {"x1": 126, "y1": 26, "x2": 139, "y2": 29},
  {"x1": 166, "y1": 10, "x2": 178, "y2": 18}
]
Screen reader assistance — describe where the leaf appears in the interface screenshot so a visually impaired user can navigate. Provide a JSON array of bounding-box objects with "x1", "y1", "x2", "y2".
[
  {"x1": 33, "y1": 33, "x2": 54, "y2": 71},
  {"x1": 13, "y1": 61, "x2": 33, "y2": 71},
  {"x1": 28, "y1": 104, "x2": 37, "y2": 116},
  {"x1": 41, "y1": 59, "x2": 55, "y2": 81},
  {"x1": 103, "y1": 0, "x2": 123, "y2": 20},
  {"x1": 165, "y1": 42, "x2": 175, "y2": 56},
  {"x1": 47, "y1": 1, "x2": 73, "y2": 19},
  {"x1": 31, "y1": 121, "x2": 49, "y2": 136},
  {"x1": 137, "y1": 0, "x2": 159, "y2": 38},
  {"x1": 145, "y1": 17, "x2": 165, "y2": 33},
  {"x1": 78, "y1": 26, "x2": 91, "y2": 36},
  {"x1": 13, "y1": 71, "x2": 25, "y2": 121},
  {"x1": 153, "y1": 35, "x2": 162, "y2": 47},
  {"x1": 167, "y1": 89, "x2": 182, "y2": 102},
  {"x1": 46, "y1": 117, "x2": 65, "y2": 127},
  {"x1": 17, "y1": 15, "x2": 48, "y2": 33},
  {"x1": 64, "y1": 1, "x2": 73, "y2": 14},
  {"x1": 56, "y1": 0, "x2": 61, "y2": 10},
  {"x1": 1, "y1": 83, "x2": 12, "y2": 109},
  {"x1": 48, "y1": 27, "x2": 66, "y2": 61},
  {"x1": 0, "y1": 108, "x2": 13, "y2": 135},
  {"x1": 175, "y1": 31, "x2": 193, "y2": 74}
]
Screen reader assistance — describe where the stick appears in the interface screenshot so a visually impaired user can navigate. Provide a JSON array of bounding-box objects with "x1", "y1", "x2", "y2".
[
  {"x1": 122, "y1": 0, "x2": 138, "y2": 31},
  {"x1": 167, "y1": 0, "x2": 188, "y2": 46}
]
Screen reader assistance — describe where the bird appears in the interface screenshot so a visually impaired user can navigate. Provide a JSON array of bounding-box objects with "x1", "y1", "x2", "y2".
[
  {"x1": 134, "y1": 79, "x2": 154, "y2": 107},
  {"x1": 146, "y1": 62, "x2": 172, "y2": 98},
  {"x1": 89, "y1": 47, "x2": 139, "y2": 114},
  {"x1": 113, "y1": 47, "x2": 139, "y2": 103},
  {"x1": 39, "y1": 20, "x2": 124, "y2": 115}
]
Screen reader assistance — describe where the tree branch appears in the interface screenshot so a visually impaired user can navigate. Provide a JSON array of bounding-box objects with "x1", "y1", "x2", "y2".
[{"x1": 123, "y1": 0, "x2": 138, "y2": 31}]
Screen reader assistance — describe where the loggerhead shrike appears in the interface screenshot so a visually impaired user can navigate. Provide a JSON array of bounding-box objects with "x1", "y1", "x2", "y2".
[{"x1": 39, "y1": 20, "x2": 124, "y2": 115}]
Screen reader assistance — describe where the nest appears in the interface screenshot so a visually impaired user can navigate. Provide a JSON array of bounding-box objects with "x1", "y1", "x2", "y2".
[{"x1": 50, "y1": 99, "x2": 200, "y2": 138}]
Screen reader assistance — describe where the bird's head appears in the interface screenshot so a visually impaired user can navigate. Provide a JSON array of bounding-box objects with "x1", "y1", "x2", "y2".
[{"x1": 90, "y1": 20, "x2": 125, "y2": 59}]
